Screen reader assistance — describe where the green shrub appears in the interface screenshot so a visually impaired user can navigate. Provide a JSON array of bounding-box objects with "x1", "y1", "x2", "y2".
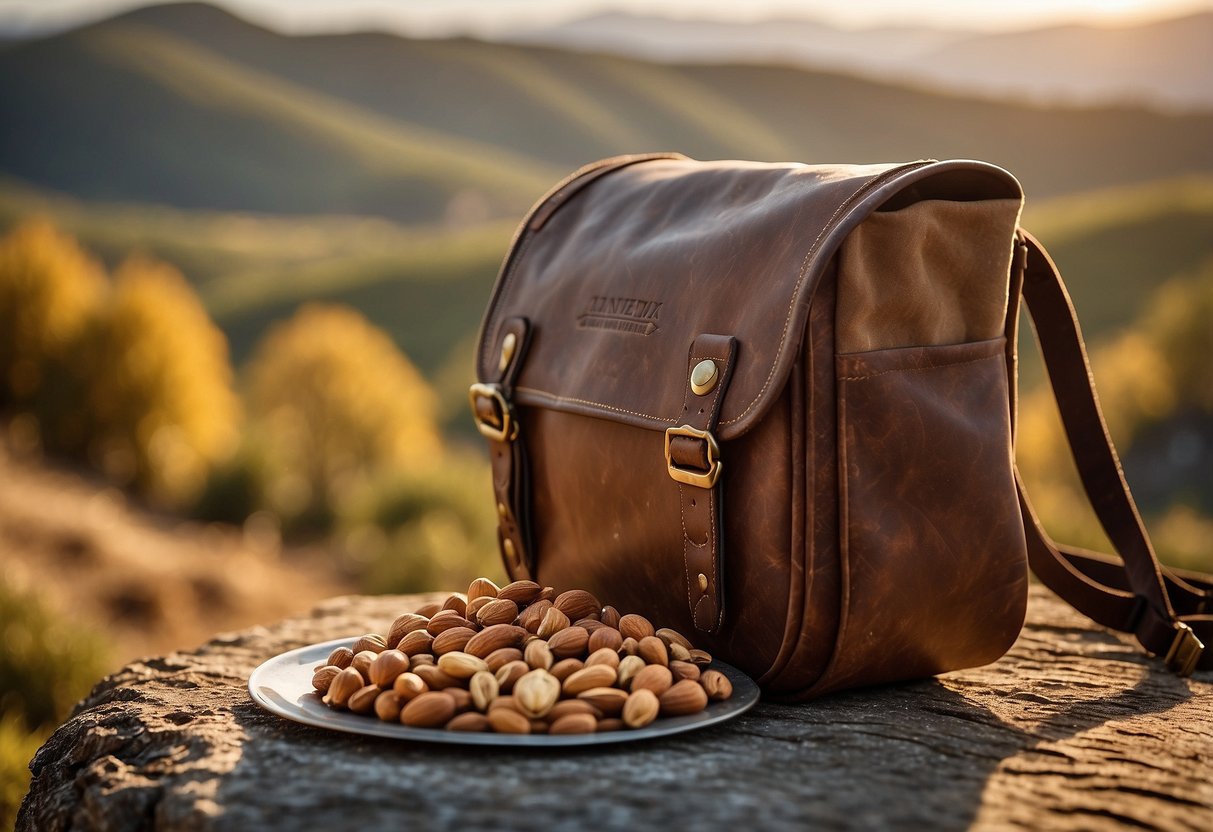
[{"x1": 0, "y1": 584, "x2": 111, "y2": 827}]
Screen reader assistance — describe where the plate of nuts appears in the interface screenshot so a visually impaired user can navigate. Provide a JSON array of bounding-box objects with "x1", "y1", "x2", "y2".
[{"x1": 248, "y1": 578, "x2": 759, "y2": 745}]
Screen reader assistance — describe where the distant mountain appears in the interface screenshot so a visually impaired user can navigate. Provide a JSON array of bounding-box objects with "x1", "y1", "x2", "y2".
[
  {"x1": 509, "y1": 11, "x2": 1213, "y2": 110},
  {"x1": 2, "y1": 2, "x2": 1213, "y2": 223}
]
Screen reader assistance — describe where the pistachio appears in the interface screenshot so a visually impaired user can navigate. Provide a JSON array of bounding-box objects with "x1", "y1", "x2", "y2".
[
  {"x1": 700, "y1": 669, "x2": 733, "y2": 701},
  {"x1": 437, "y1": 651, "x2": 488, "y2": 679},
  {"x1": 656, "y1": 627, "x2": 693, "y2": 652},
  {"x1": 616, "y1": 655, "x2": 646, "y2": 689},
  {"x1": 495, "y1": 659, "x2": 529, "y2": 693},
  {"x1": 623, "y1": 688, "x2": 659, "y2": 729},
  {"x1": 469, "y1": 670, "x2": 499, "y2": 712},
  {"x1": 513, "y1": 669, "x2": 561, "y2": 719},
  {"x1": 524, "y1": 638, "x2": 554, "y2": 671}
]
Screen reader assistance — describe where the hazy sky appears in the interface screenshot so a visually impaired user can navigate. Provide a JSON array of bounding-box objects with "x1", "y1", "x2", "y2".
[{"x1": 2, "y1": 0, "x2": 1211, "y2": 36}]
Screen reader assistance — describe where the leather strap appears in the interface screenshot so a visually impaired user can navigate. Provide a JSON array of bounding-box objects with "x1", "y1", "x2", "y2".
[
  {"x1": 1013, "y1": 230, "x2": 1211, "y2": 673},
  {"x1": 669, "y1": 334, "x2": 738, "y2": 633},
  {"x1": 478, "y1": 316, "x2": 535, "y2": 580}
]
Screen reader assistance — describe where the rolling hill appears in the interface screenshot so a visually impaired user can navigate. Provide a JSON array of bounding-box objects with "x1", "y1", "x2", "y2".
[{"x1": 2, "y1": 2, "x2": 1213, "y2": 224}]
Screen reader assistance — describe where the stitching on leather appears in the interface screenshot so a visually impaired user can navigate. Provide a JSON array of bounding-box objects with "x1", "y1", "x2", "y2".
[
  {"x1": 838, "y1": 351, "x2": 1000, "y2": 382},
  {"x1": 489, "y1": 162, "x2": 927, "y2": 424}
]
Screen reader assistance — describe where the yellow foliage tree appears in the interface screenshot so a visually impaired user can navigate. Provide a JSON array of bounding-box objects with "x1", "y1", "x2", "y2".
[
  {"x1": 0, "y1": 218, "x2": 105, "y2": 405},
  {"x1": 245, "y1": 304, "x2": 441, "y2": 525},
  {"x1": 81, "y1": 256, "x2": 241, "y2": 505}
]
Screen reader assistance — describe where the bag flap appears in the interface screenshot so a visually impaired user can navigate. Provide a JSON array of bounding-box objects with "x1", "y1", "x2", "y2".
[{"x1": 476, "y1": 155, "x2": 1022, "y2": 440}]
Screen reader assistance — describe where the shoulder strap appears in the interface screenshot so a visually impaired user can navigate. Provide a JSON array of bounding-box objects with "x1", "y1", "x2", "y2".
[{"x1": 1013, "y1": 230, "x2": 1212, "y2": 674}]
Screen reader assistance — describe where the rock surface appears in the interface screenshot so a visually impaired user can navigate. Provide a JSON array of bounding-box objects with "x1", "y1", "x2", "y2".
[{"x1": 19, "y1": 585, "x2": 1212, "y2": 831}]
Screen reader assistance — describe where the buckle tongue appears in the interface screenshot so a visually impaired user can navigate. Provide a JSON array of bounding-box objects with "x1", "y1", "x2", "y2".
[
  {"x1": 665, "y1": 425, "x2": 722, "y2": 488},
  {"x1": 1164, "y1": 621, "x2": 1203, "y2": 676},
  {"x1": 468, "y1": 383, "x2": 518, "y2": 443}
]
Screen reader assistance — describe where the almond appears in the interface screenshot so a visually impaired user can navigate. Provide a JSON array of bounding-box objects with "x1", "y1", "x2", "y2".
[
  {"x1": 369, "y1": 649, "x2": 409, "y2": 688},
  {"x1": 414, "y1": 601, "x2": 441, "y2": 618},
  {"x1": 700, "y1": 669, "x2": 733, "y2": 701},
  {"x1": 322, "y1": 667, "x2": 363, "y2": 707},
  {"x1": 467, "y1": 577, "x2": 500, "y2": 604},
  {"x1": 659, "y1": 679, "x2": 708, "y2": 716},
  {"x1": 446, "y1": 712, "x2": 490, "y2": 732},
  {"x1": 529, "y1": 719, "x2": 549, "y2": 734},
  {"x1": 554, "y1": 589, "x2": 600, "y2": 621},
  {"x1": 485, "y1": 647, "x2": 523, "y2": 673},
  {"x1": 616, "y1": 655, "x2": 646, "y2": 689},
  {"x1": 549, "y1": 713, "x2": 597, "y2": 735},
  {"x1": 622, "y1": 688, "x2": 659, "y2": 729},
  {"x1": 618, "y1": 614, "x2": 655, "y2": 641},
  {"x1": 427, "y1": 610, "x2": 474, "y2": 635},
  {"x1": 487, "y1": 708, "x2": 531, "y2": 734},
  {"x1": 576, "y1": 687, "x2": 628, "y2": 716},
  {"x1": 669, "y1": 642, "x2": 692, "y2": 663},
  {"x1": 536, "y1": 607, "x2": 570, "y2": 639},
  {"x1": 548, "y1": 699, "x2": 603, "y2": 721},
  {"x1": 464, "y1": 624, "x2": 527, "y2": 658},
  {"x1": 562, "y1": 664, "x2": 617, "y2": 696},
  {"x1": 409, "y1": 653, "x2": 435, "y2": 667},
  {"x1": 549, "y1": 658, "x2": 583, "y2": 682},
  {"x1": 588, "y1": 627, "x2": 623, "y2": 654},
  {"x1": 476, "y1": 598, "x2": 519, "y2": 627},
  {"x1": 351, "y1": 650, "x2": 378, "y2": 682},
  {"x1": 631, "y1": 664, "x2": 673, "y2": 697},
  {"x1": 311, "y1": 665, "x2": 340, "y2": 693},
  {"x1": 431, "y1": 626, "x2": 476, "y2": 655},
  {"x1": 600, "y1": 605, "x2": 621, "y2": 629},
  {"x1": 513, "y1": 669, "x2": 561, "y2": 718},
  {"x1": 575, "y1": 618, "x2": 607, "y2": 633},
  {"x1": 656, "y1": 627, "x2": 693, "y2": 652},
  {"x1": 670, "y1": 660, "x2": 701, "y2": 683},
  {"x1": 374, "y1": 690, "x2": 403, "y2": 722},
  {"x1": 688, "y1": 648, "x2": 713, "y2": 667},
  {"x1": 488, "y1": 695, "x2": 521, "y2": 714},
  {"x1": 469, "y1": 670, "x2": 499, "y2": 712},
  {"x1": 466, "y1": 595, "x2": 494, "y2": 620},
  {"x1": 446, "y1": 687, "x2": 472, "y2": 713},
  {"x1": 547, "y1": 626, "x2": 589, "y2": 659},
  {"x1": 352, "y1": 634, "x2": 388, "y2": 655},
  {"x1": 584, "y1": 647, "x2": 620, "y2": 670},
  {"x1": 325, "y1": 646, "x2": 354, "y2": 669},
  {"x1": 518, "y1": 599, "x2": 553, "y2": 633},
  {"x1": 620, "y1": 637, "x2": 639, "y2": 657},
  {"x1": 401, "y1": 691, "x2": 456, "y2": 728},
  {"x1": 437, "y1": 651, "x2": 488, "y2": 679},
  {"x1": 597, "y1": 718, "x2": 625, "y2": 732},
  {"x1": 524, "y1": 638, "x2": 554, "y2": 670},
  {"x1": 495, "y1": 660, "x2": 529, "y2": 692},
  {"x1": 396, "y1": 630, "x2": 435, "y2": 657},
  {"x1": 498, "y1": 579, "x2": 543, "y2": 605},
  {"x1": 440, "y1": 594, "x2": 468, "y2": 617},
  {"x1": 638, "y1": 635, "x2": 668, "y2": 667},
  {"x1": 538, "y1": 586, "x2": 557, "y2": 603},
  {"x1": 412, "y1": 663, "x2": 460, "y2": 690},
  {"x1": 392, "y1": 672, "x2": 427, "y2": 701},
  {"x1": 348, "y1": 684, "x2": 381, "y2": 715},
  {"x1": 386, "y1": 614, "x2": 429, "y2": 648}
]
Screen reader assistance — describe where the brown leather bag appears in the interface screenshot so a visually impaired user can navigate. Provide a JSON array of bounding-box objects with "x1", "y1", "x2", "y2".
[{"x1": 470, "y1": 153, "x2": 1210, "y2": 697}]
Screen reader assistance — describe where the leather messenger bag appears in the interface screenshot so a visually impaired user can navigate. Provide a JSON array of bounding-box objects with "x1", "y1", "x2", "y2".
[{"x1": 469, "y1": 153, "x2": 1211, "y2": 698}]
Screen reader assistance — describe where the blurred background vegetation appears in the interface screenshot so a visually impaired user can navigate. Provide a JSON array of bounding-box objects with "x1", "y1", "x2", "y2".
[{"x1": 1, "y1": 0, "x2": 1211, "y2": 823}]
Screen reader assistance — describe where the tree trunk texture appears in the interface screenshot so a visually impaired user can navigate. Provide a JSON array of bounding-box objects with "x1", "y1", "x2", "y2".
[{"x1": 18, "y1": 584, "x2": 1212, "y2": 831}]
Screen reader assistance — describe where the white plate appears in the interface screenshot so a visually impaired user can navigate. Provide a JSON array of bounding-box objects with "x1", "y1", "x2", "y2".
[{"x1": 249, "y1": 637, "x2": 760, "y2": 747}]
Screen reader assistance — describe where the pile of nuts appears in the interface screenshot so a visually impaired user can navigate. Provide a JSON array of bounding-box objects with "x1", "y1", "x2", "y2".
[{"x1": 310, "y1": 577, "x2": 734, "y2": 734}]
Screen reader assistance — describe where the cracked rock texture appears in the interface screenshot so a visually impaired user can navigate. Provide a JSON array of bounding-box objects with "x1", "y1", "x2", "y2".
[{"x1": 19, "y1": 585, "x2": 1212, "y2": 831}]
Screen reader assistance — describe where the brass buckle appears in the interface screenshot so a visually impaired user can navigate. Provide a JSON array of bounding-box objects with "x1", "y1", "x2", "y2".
[
  {"x1": 468, "y1": 383, "x2": 518, "y2": 442},
  {"x1": 1164, "y1": 621, "x2": 1204, "y2": 677},
  {"x1": 664, "y1": 425, "x2": 722, "y2": 488}
]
